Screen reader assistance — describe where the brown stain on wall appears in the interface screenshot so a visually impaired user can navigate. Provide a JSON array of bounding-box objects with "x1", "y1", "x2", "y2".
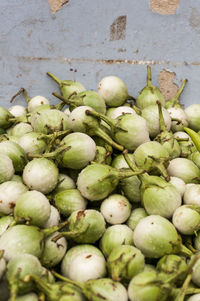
[
  {"x1": 110, "y1": 16, "x2": 127, "y2": 41},
  {"x1": 150, "y1": 0, "x2": 180, "y2": 15},
  {"x1": 158, "y1": 69, "x2": 178, "y2": 100},
  {"x1": 48, "y1": 0, "x2": 69, "y2": 14}
]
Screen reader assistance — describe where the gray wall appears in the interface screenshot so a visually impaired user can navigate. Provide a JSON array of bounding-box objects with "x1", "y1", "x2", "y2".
[{"x1": 0, "y1": 0, "x2": 200, "y2": 108}]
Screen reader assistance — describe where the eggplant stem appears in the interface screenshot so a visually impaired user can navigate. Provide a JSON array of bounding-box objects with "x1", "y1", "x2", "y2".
[
  {"x1": 187, "y1": 253, "x2": 200, "y2": 271},
  {"x1": 174, "y1": 254, "x2": 200, "y2": 301},
  {"x1": 94, "y1": 127, "x2": 124, "y2": 151},
  {"x1": 52, "y1": 271, "x2": 83, "y2": 290},
  {"x1": 117, "y1": 168, "x2": 145, "y2": 179},
  {"x1": 175, "y1": 137, "x2": 189, "y2": 142},
  {"x1": 132, "y1": 105, "x2": 141, "y2": 115},
  {"x1": 147, "y1": 65, "x2": 152, "y2": 86},
  {"x1": 183, "y1": 235, "x2": 198, "y2": 253},
  {"x1": 123, "y1": 149, "x2": 140, "y2": 172},
  {"x1": 44, "y1": 136, "x2": 56, "y2": 154},
  {"x1": 153, "y1": 161, "x2": 169, "y2": 181},
  {"x1": 46, "y1": 72, "x2": 61, "y2": 85},
  {"x1": 174, "y1": 274, "x2": 192, "y2": 301},
  {"x1": 51, "y1": 232, "x2": 63, "y2": 242},
  {"x1": 30, "y1": 145, "x2": 71, "y2": 159},
  {"x1": 54, "y1": 224, "x2": 90, "y2": 242},
  {"x1": 157, "y1": 101, "x2": 166, "y2": 132},
  {"x1": 26, "y1": 274, "x2": 52, "y2": 296},
  {"x1": 43, "y1": 130, "x2": 70, "y2": 153},
  {"x1": 8, "y1": 114, "x2": 29, "y2": 124},
  {"x1": 42, "y1": 219, "x2": 68, "y2": 237},
  {"x1": 179, "y1": 244, "x2": 193, "y2": 257},
  {"x1": 0, "y1": 250, "x2": 4, "y2": 259},
  {"x1": 185, "y1": 288, "x2": 200, "y2": 295},
  {"x1": 175, "y1": 79, "x2": 188, "y2": 101},
  {"x1": 9, "y1": 284, "x2": 18, "y2": 301},
  {"x1": 10, "y1": 87, "x2": 25, "y2": 103},
  {"x1": 168, "y1": 79, "x2": 188, "y2": 107},
  {"x1": 52, "y1": 92, "x2": 72, "y2": 105},
  {"x1": 86, "y1": 109, "x2": 115, "y2": 129},
  {"x1": 10, "y1": 87, "x2": 30, "y2": 104},
  {"x1": 52, "y1": 101, "x2": 66, "y2": 111}
]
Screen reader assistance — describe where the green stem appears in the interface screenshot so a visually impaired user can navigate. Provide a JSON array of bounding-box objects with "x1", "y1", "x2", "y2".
[
  {"x1": 174, "y1": 274, "x2": 192, "y2": 301},
  {"x1": 185, "y1": 288, "x2": 200, "y2": 295},
  {"x1": 165, "y1": 80, "x2": 187, "y2": 108},
  {"x1": 44, "y1": 136, "x2": 56, "y2": 153},
  {"x1": 41, "y1": 130, "x2": 70, "y2": 140},
  {"x1": 55, "y1": 129, "x2": 71, "y2": 137},
  {"x1": 43, "y1": 130, "x2": 71, "y2": 153},
  {"x1": 157, "y1": 101, "x2": 166, "y2": 132},
  {"x1": 174, "y1": 79, "x2": 188, "y2": 102},
  {"x1": 9, "y1": 284, "x2": 18, "y2": 301},
  {"x1": 52, "y1": 224, "x2": 90, "y2": 242},
  {"x1": 9, "y1": 220, "x2": 17, "y2": 227},
  {"x1": 26, "y1": 275, "x2": 52, "y2": 296},
  {"x1": 52, "y1": 271, "x2": 83, "y2": 290},
  {"x1": 132, "y1": 105, "x2": 141, "y2": 115},
  {"x1": 8, "y1": 114, "x2": 30, "y2": 124},
  {"x1": 184, "y1": 127, "x2": 200, "y2": 152},
  {"x1": 111, "y1": 266, "x2": 122, "y2": 282},
  {"x1": 27, "y1": 153, "x2": 43, "y2": 158},
  {"x1": 183, "y1": 235, "x2": 198, "y2": 253},
  {"x1": 123, "y1": 149, "x2": 142, "y2": 172},
  {"x1": 165, "y1": 254, "x2": 199, "y2": 286},
  {"x1": 117, "y1": 168, "x2": 145, "y2": 179},
  {"x1": 52, "y1": 230, "x2": 80, "y2": 241},
  {"x1": 23, "y1": 89, "x2": 31, "y2": 103},
  {"x1": 86, "y1": 109, "x2": 128, "y2": 135},
  {"x1": 51, "y1": 232, "x2": 63, "y2": 242},
  {"x1": 0, "y1": 250, "x2": 4, "y2": 259},
  {"x1": 175, "y1": 138, "x2": 189, "y2": 142},
  {"x1": 46, "y1": 72, "x2": 61, "y2": 85},
  {"x1": 52, "y1": 92, "x2": 72, "y2": 106},
  {"x1": 147, "y1": 65, "x2": 152, "y2": 87},
  {"x1": 94, "y1": 127, "x2": 124, "y2": 151},
  {"x1": 52, "y1": 101, "x2": 66, "y2": 111},
  {"x1": 187, "y1": 253, "x2": 200, "y2": 271},
  {"x1": 28, "y1": 145, "x2": 71, "y2": 159},
  {"x1": 174, "y1": 254, "x2": 200, "y2": 301},
  {"x1": 86, "y1": 109, "x2": 115, "y2": 129},
  {"x1": 179, "y1": 244, "x2": 193, "y2": 257},
  {"x1": 44, "y1": 145, "x2": 71, "y2": 157},
  {"x1": 153, "y1": 161, "x2": 170, "y2": 181},
  {"x1": 42, "y1": 220, "x2": 68, "y2": 238}
]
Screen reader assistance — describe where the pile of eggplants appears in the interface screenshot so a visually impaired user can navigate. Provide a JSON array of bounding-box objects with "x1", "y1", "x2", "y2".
[{"x1": 1, "y1": 67, "x2": 200, "y2": 300}]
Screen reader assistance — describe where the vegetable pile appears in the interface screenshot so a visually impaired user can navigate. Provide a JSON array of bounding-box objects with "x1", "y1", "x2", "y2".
[{"x1": 1, "y1": 67, "x2": 200, "y2": 300}]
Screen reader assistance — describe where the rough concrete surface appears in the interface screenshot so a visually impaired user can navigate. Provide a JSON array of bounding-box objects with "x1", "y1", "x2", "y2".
[{"x1": 0, "y1": 0, "x2": 199, "y2": 109}]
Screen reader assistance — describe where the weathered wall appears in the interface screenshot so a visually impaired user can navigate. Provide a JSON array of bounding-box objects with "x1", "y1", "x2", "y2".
[{"x1": 0, "y1": 0, "x2": 199, "y2": 108}]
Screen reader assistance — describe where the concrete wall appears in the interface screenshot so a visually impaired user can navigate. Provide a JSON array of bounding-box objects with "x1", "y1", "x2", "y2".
[{"x1": 0, "y1": 0, "x2": 199, "y2": 108}]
